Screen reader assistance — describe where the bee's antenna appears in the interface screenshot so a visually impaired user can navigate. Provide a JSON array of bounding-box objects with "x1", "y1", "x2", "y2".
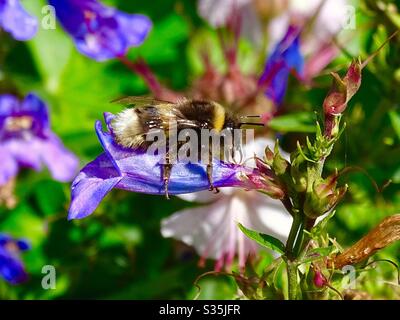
[
  {"x1": 239, "y1": 123, "x2": 265, "y2": 127},
  {"x1": 240, "y1": 115, "x2": 261, "y2": 119}
]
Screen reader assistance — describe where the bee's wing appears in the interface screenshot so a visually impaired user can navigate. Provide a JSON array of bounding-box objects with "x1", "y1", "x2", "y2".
[{"x1": 111, "y1": 96, "x2": 174, "y2": 107}]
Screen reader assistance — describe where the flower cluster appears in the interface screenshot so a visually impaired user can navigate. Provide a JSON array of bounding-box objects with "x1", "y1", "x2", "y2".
[
  {"x1": 0, "y1": 234, "x2": 30, "y2": 284},
  {"x1": 0, "y1": 93, "x2": 78, "y2": 187},
  {"x1": 48, "y1": 0, "x2": 152, "y2": 61}
]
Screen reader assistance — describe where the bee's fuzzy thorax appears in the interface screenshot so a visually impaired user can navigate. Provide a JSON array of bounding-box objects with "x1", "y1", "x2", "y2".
[{"x1": 111, "y1": 108, "x2": 143, "y2": 148}]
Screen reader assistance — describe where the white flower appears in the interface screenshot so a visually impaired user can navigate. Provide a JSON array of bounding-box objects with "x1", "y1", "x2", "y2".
[
  {"x1": 197, "y1": 0, "x2": 351, "y2": 52},
  {"x1": 161, "y1": 137, "x2": 292, "y2": 270},
  {"x1": 269, "y1": 0, "x2": 351, "y2": 53},
  {"x1": 198, "y1": 0, "x2": 253, "y2": 27}
]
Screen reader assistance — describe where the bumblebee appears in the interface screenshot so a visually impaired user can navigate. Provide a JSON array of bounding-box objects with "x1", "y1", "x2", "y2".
[{"x1": 111, "y1": 96, "x2": 262, "y2": 198}]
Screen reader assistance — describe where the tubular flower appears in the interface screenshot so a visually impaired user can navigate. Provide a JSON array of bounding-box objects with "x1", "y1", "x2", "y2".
[
  {"x1": 0, "y1": 233, "x2": 30, "y2": 284},
  {"x1": 0, "y1": 0, "x2": 38, "y2": 41},
  {"x1": 0, "y1": 93, "x2": 78, "y2": 187},
  {"x1": 48, "y1": 0, "x2": 152, "y2": 61},
  {"x1": 68, "y1": 113, "x2": 281, "y2": 220}
]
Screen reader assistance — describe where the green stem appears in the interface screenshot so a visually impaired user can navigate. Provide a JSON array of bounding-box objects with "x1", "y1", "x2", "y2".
[
  {"x1": 287, "y1": 260, "x2": 298, "y2": 300},
  {"x1": 285, "y1": 213, "x2": 305, "y2": 260},
  {"x1": 285, "y1": 212, "x2": 308, "y2": 300}
]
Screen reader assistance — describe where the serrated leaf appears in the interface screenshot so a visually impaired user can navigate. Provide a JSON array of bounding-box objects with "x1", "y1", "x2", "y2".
[
  {"x1": 238, "y1": 223, "x2": 285, "y2": 254},
  {"x1": 268, "y1": 112, "x2": 316, "y2": 133}
]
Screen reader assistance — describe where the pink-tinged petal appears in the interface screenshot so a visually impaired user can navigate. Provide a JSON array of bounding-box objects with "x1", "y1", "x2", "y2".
[
  {"x1": 304, "y1": 43, "x2": 339, "y2": 80},
  {"x1": 68, "y1": 154, "x2": 122, "y2": 220},
  {"x1": 161, "y1": 190, "x2": 292, "y2": 270}
]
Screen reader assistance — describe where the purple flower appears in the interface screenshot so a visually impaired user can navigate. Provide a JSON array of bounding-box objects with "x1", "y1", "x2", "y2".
[
  {"x1": 0, "y1": 0, "x2": 38, "y2": 41},
  {"x1": 68, "y1": 113, "x2": 266, "y2": 220},
  {"x1": 259, "y1": 25, "x2": 304, "y2": 105},
  {"x1": 48, "y1": 0, "x2": 152, "y2": 61},
  {"x1": 0, "y1": 93, "x2": 79, "y2": 186},
  {"x1": 0, "y1": 233, "x2": 30, "y2": 285}
]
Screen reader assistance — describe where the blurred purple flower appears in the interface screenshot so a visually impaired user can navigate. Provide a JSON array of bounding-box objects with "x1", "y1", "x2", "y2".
[
  {"x1": 0, "y1": 0, "x2": 38, "y2": 41},
  {"x1": 69, "y1": 113, "x2": 265, "y2": 220},
  {"x1": 259, "y1": 25, "x2": 304, "y2": 105},
  {"x1": 48, "y1": 0, "x2": 152, "y2": 61},
  {"x1": 0, "y1": 93, "x2": 79, "y2": 186},
  {"x1": 0, "y1": 233, "x2": 30, "y2": 285}
]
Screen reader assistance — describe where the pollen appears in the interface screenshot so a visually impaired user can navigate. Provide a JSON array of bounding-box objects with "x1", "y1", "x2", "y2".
[{"x1": 4, "y1": 116, "x2": 33, "y2": 132}]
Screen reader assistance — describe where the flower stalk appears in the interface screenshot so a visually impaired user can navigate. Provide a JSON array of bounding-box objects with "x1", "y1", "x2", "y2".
[{"x1": 243, "y1": 60, "x2": 364, "y2": 299}]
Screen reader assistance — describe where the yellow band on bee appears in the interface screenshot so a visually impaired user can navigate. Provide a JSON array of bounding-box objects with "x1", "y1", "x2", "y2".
[{"x1": 212, "y1": 102, "x2": 226, "y2": 132}]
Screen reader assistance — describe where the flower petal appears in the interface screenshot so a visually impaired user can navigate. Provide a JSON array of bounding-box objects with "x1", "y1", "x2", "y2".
[
  {"x1": 20, "y1": 93, "x2": 50, "y2": 133},
  {"x1": 0, "y1": 94, "x2": 19, "y2": 123},
  {"x1": 95, "y1": 120, "x2": 250, "y2": 193},
  {"x1": 0, "y1": 145, "x2": 18, "y2": 185},
  {"x1": 49, "y1": 0, "x2": 151, "y2": 61},
  {"x1": 0, "y1": 0, "x2": 38, "y2": 41},
  {"x1": 68, "y1": 153, "x2": 122, "y2": 220},
  {"x1": 0, "y1": 247, "x2": 28, "y2": 284},
  {"x1": 260, "y1": 26, "x2": 304, "y2": 105},
  {"x1": 198, "y1": 0, "x2": 251, "y2": 27},
  {"x1": 116, "y1": 13, "x2": 152, "y2": 47},
  {"x1": 38, "y1": 133, "x2": 79, "y2": 182},
  {"x1": 162, "y1": 190, "x2": 292, "y2": 269},
  {"x1": 2, "y1": 138, "x2": 42, "y2": 171}
]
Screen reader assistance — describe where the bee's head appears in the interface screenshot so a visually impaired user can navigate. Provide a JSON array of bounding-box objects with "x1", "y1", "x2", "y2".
[{"x1": 223, "y1": 114, "x2": 240, "y2": 131}]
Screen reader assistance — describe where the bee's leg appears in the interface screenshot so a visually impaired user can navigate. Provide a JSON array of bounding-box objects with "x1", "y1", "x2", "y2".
[
  {"x1": 207, "y1": 151, "x2": 219, "y2": 194},
  {"x1": 163, "y1": 152, "x2": 172, "y2": 200}
]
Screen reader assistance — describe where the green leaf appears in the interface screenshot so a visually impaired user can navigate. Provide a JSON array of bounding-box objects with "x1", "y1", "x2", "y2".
[
  {"x1": 25, "y1": 0, "x2": 73, "y2": 93},
  {"x1": 128, "y1": 13, "x2": 189, "y2": 64},
  {"x1": 389, "y1": 110, "x2": 400, "y2": 140},
  {"x1": 268, "y1": 112, "x2": 317, "y2": 133},
  {"x1": 238, "y1": 223, "x2": 285, "y2": 254}
]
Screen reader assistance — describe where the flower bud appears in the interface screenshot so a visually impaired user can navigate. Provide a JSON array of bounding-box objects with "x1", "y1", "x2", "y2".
[
  {"x1": 243, "y1": 172, "x2": 285, "y2": 200},
  {"x1": 264, "y1": 146, "x2": 274, "y2": 166},
  {"x1": 304, "y1": 171, "x2": 348, "y2": 219},
  {"x1": 290, "y1": 151, "x2": 308, "y2": 192},
  {"x1": 323, "y1": 60, "x2": 362, "y2": 116},
  {"x1": 313, "y1": 270, "x2": 327, "y2": 288},
  {"x1": 272, "y1": 143, "x2": 290, "y2": 175}
]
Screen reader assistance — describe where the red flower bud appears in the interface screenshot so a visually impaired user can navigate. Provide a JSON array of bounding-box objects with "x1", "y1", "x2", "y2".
[{"x1": 323, "y1": 60, "x2": 362, "y2": 116}]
